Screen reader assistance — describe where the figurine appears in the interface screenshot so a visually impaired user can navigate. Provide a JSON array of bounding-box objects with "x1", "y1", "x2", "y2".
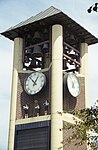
[
  {"x1": 43, "y1": 100, "x2": 49, "y2": 115},
  {"x1": 34, "y1": 100, "x2": 40, "y2": 116},
  {"x1": 23, "y1": 104, "x2": 29, "y2": 118}
]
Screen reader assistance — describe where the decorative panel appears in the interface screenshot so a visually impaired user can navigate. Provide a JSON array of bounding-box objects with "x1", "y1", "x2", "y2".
[
  {"x1": 63, "y1": 76, "x2": 85, "y2": 111},
  {"x1": 16, "y1": 71, "x2": 51, "y2": 119},
  {"x1": 15, "y1": 121, "x2": 50, "y2": 150}
]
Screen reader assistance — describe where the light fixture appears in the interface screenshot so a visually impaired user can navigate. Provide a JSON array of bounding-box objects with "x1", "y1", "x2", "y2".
[
  {"x1": 93, "y1": 3, "x2": 98, "y2": 12},
  {"x1": 87, "y1": 6, "x2": 92, "y2": 13},
  {"x1": 87, "y1": 3, "x2": 98, "y2": 13}
]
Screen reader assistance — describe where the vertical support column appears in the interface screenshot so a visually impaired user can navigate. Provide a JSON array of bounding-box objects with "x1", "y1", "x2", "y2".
[
  {"x1": 51, "y1": 25, "x2": 63, "y2": 150},
  {"x1": 8, "y1": 38, "x2": 23, "y2": 150},
  {"x1": 14, "y1": 37, "x2": 23, "y2": 71},
  {"x1": 80, "y1": 42, "x2": 89, "y2": 108}
]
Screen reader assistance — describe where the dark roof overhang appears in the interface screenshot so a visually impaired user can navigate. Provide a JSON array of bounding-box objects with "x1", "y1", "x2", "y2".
[{"x1": 1, "y1": 6, "x2": 98, "y2": 45}]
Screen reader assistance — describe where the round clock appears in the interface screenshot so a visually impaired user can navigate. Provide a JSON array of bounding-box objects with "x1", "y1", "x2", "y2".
[
  {"x1": 24, "y1": 71, "x2": 46, "y2": 95},
  {"x1": 67, "y1": 73, "x2": 80, "y2": 97}
]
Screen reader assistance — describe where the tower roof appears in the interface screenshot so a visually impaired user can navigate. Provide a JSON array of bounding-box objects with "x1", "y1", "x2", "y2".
[{"x1": 1, "y1": 6, "x2": 98, "y2": 45}]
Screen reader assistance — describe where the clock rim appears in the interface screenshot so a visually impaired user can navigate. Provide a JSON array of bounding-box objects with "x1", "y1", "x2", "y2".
[
  {"x1": 24, "y1": 71, "x2": 46, "y2": 95},
  {"x1": 66, "y1": 73, "x2": 80, "y2": 97}
]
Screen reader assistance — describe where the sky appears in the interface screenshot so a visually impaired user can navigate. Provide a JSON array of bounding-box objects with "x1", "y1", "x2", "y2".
[{"x1": 0, "y1": 0, "x2": 98, "y2": 149}]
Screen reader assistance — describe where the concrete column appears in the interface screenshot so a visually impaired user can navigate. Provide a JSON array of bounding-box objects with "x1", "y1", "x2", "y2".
[
  {"x1": 13, "y1": 38, "x2": 23, "y2": 71},
  {"x1": 8, "y1": 38, "x2": 23, "y2": 150},
  {"x1": 51, "y1": 25, "x2": 63, "y2": 150},
  {"x1": 80, "y1": 43, "x2": 89, "y2": 107}
]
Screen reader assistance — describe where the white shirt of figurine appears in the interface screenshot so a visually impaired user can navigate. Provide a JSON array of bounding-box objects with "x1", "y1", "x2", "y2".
[
  {"x1": 43, "y1": 100, "x2": 49, "y2": 106},
  {"x1": 35, "y1": 104, "x2": 40, "y2": 109},
  {"x1": 23, "y1": 104, "x2": 29, "y2": 110}
]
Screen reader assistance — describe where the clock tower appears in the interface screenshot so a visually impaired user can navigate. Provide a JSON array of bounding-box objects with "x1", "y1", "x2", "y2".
[{"x1": 1, "y1": 6, "x2": 98, "y2": 150}]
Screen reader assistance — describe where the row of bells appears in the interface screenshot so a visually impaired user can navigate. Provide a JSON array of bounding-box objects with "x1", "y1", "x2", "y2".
[
  {"x1": 24, "y1": 31, "x2": 49, "y2": 69},
  {"x1": 24, "y1": 57, "x2": 79, "y2": 71},
  {"x1": 32, "y1": 30, "x2": 48, "y2": 40},
  {"x1": 63, "y1": 59, "x2": 79, "y2": 72},
  {"x1": 24, "y1": 42, "x2": 80, "y2": 71},
  {"x1": 26, "y1": 31, "x2": 76, "y2": 44},
  {"x1": 24, "y1": 57, "x2": 43, "y2": 69},
  {"x1": 25, "y1": 44, "x2": 79, "y2": 59},
  {"x1": 63, "y1": 45, "x2": 80, "y2": 72},
  {"x1": 64, "y1": 46, "x2": 80, "y2": 61},
  {"x1": 25, "y1": 31, "x2": 79, "y2": 59},
  {"x1": 25, "y1": 43, "x2": 49, "y2": 58},
  {"x1": 26, "y1": 30, "x2": 49, "y2": 46}
]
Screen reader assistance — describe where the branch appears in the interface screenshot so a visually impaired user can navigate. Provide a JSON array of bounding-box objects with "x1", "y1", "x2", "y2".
[{"x1": 64, "y1": 101, "x2": 98, "y2": 149}]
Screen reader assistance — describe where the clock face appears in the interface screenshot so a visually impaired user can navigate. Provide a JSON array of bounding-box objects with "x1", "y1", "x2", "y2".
[
  {"x1": 67, "y1": 73, "x2": 80, "y2": 97},
  {"x1": 24, "y1": 72, "x2": 46, "y2": 95}
]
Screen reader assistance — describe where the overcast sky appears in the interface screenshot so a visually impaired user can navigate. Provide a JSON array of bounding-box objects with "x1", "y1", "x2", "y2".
[{"x1": 0, "y1": 0, "x2": 98, "y2": 149}]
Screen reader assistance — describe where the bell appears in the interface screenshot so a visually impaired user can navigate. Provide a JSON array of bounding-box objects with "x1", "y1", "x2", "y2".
[
  {"x1": 63, "y1": 59, "x2": 68, "y2": 70},
  {"x1": 36, "y1": 59, "x2": 43, "y2": 68},
  {"x1": 25, "y1": 48, "x2": 32, "y2": 56},
  {"x1": 29, "y1": 59, "x2": 37, "y2": 68},
  {"x1": 42, "y1": 43, "x2": 49, "y2": 52},
  {"x1": 75, "y1": 64, "x2": 80, "y2": 71},
  {"x1": 29, "y1": 58, "x2": 42, "y2": 69},
  {"x1": 33, "y1": 31, "x2": 41, "y2": 41},
  {"x1": 24, "y1": 55, "x2": 29, "y2": 63},
  {"x1": 64, "y1": 45, "x2": 70, "y2": 54},
  {"x1": 32, "y1": 45, "x2": 43, "y2": 58},
  {"x1": 68, "y1": 49, "x2": 76, "y2": 59},
  {"x1": 70, "y1": 34, "x2": 75, "y2": 41},
  {"x1": 43, "y1": 29, "x2": 48, "y2": 39},
  {"x1": 23, "y1": 55, "x2": 31, "y2": 70},
  {"x1": 43, "y1": 28, "x2": 48, "y2": 34},
  {"x1": 65, "y1": 46, "x2": 68, "y2": 50},
  {"x1": 68, "y1": 59, "x2": 74, "y2": 65},
  {"x1": 26, "y1": 34, "x2": 31, "y2": 40},
  {"x1": 75, "y1": 53, "x2": 80, "y2": 61}
]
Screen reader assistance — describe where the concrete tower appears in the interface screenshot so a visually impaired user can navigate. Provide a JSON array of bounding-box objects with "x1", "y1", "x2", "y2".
[{"x1": 1, "y1": 6, "x2": 98, "y2": 150}]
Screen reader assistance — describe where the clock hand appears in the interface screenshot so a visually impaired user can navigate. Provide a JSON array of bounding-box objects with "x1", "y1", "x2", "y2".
[
  {"x1": 33, "y1": 75, "x2": 39, "y2": 86},
  {"x1": 30, "y1": 77, "x2": 37, "y2": 85}
]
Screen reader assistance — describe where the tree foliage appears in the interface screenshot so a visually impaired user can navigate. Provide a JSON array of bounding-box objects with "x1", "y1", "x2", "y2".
[{"x1": 64, "y1": 101, "x2": 98, "y2": 150}]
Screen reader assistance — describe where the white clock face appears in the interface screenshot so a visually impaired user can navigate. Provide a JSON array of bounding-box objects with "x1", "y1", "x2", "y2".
[
  {"x1": 24, "y1": 72, "x2": 46, "y2": 95},
  {"x1": 67, "y1": 73, "x2": 80, "y2": 97}
]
